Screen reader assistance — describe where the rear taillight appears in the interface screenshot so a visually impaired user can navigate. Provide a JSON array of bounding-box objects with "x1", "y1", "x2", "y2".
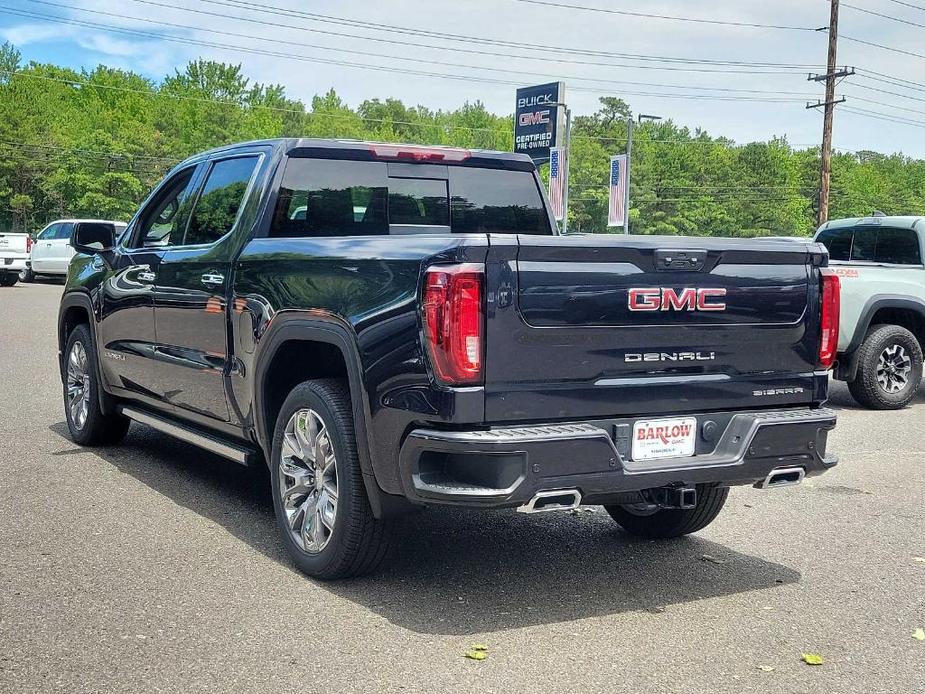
[
  {"x1": 819, "y1": 269, "x2": 840, "y2": 369},
  {"x1": 421, "y1": 264, "x2": 484, "y2": 385},
  {"x1": 26, "y1": 236, "x2": 32, "y2": 253}
]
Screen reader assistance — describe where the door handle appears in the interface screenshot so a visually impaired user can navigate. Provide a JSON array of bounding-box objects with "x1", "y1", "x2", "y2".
[
  {"x1": 136, "y1": 265, "x2": 155, "y2": 283},
  {"x1": 201, "y1": 272, "x2": 225, "y2": 286}
]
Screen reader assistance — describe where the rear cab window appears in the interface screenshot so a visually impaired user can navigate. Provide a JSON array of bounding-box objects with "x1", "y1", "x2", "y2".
[
  {"x1": 269, "y1": 158, "x2": 552, "y2": 238},
  {"x1": 818, "y1": 225, "x2": 921, "y2": 265}
]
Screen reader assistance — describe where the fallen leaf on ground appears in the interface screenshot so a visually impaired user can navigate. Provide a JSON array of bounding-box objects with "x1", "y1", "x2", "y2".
[
  {"x1": 801, "y1": 653, "x2": 824, "y2": 666},
  {"x1": 700, "y1": 554, "x2": 727, "y2": 565},
  {"x1": 464, "y1": 644, "x2": 489, "y2": 660},
  {"x1": 757, "y1": 665, "x2": 774, "y2": 672},
  {"x1": 913, "y1": 628, "x2": 925, "y2": 641}
]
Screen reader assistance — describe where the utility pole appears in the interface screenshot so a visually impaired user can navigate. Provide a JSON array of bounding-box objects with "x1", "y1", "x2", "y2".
[{"x1": 806, "y1": 0, "x2": 853, "y2": 226}]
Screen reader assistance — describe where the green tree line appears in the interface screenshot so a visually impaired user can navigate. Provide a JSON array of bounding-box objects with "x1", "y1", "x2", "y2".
[{"x1": 1, "y1": 41, "x2": 923, "y2": 236}]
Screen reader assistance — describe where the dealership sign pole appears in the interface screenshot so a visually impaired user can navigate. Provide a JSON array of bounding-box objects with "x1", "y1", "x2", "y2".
[{"x1": 514, "y1": 82, "x2": 569, "y2": 231}]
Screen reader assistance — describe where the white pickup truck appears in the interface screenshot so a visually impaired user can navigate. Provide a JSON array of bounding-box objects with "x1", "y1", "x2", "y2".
[
  {"x1": 815, "y1": 215, "x2": 925, "y2": 409},
  {"x1": 0, "y1": 231, "x2": 30, "y2": 287}
]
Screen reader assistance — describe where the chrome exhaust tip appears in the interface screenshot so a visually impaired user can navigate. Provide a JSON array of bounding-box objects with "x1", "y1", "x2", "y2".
[
  {"x1": 517, "y1": 489, "x2": 582, "y2": 514},
  {"x1": 756, "y1": 466, "x2": 805, "y2": 490}
]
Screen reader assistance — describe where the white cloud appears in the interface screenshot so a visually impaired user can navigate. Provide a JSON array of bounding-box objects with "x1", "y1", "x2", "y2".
[{"x1": 0, "y1": 23, "x2": 74, "y2": 46}]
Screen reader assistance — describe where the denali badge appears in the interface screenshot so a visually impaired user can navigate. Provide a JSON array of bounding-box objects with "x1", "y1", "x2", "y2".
[
  {"x1": 628, "y1": 287, "x2": 727, "y2": 312},
  {"x1": 625, "y1": 352, "x2": 716, "y2": 363},
  {"x1": 103, "y1": 351, "x2": 126, "y2": 362}
]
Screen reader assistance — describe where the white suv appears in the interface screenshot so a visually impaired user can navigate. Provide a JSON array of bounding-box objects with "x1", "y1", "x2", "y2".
[
  {"x1": 814, "y1": 215, "x2": 925, "y2": 409},
  {"x1": 20, "y1": 219, "x2": 126, "y2": 281}
]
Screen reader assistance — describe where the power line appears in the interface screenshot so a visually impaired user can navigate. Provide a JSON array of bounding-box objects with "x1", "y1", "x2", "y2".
[
  {"x1": 849, "y1": 80, "x2": 925, "y2": 104},
  {"x1": 1, "y1": 8, "x2": 813, "y2": 104},
  {"x1": 12, "y1": 3, "x2": 817, "y2": 99},
  {"x1": 857, "y1": 69, "x2": 925, "y2": 93},
  {"x1": 510, "y1": 0, "x2": 818, "y2": 31},
  {"x1": 841, "y1": 106, "x2": 925, "y2": 128},
  {"x1": 842, "y1": 34, "x2": 925, "y2": 60},
  {"x1": 884, "y1": 0, "x2": 925, "y2": 12},
  {"x1": 0, "y1": 139, "x2": 175, "y2": 163},
  {"x1": 842, "y1": 2, "x2": 925, "y2": 28},
  {"x1": 96, "y1": 0, "x2": 818, "y2": 73}
]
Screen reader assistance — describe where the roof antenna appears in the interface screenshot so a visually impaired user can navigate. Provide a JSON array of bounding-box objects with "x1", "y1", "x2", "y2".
[{"x1": 872, "y1": 210, "x2": 887, "y2": 217}]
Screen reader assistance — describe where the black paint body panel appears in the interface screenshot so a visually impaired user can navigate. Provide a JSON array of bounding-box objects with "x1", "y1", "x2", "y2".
[{"x1": 59, "y1": 138, "x2": 836, "y2": 511}]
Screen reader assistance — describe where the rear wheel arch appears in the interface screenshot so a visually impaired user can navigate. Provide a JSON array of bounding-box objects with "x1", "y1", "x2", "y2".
[
  {"x1": 253, "y1": 317, "x2": 386, "y2": 510},
  {"x1": 842, "y1": 296, "x2": 925, "y2": 380}
]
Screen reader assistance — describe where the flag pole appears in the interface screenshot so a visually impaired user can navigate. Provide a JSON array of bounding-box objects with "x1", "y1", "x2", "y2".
[
  {"x1": 561, "y1": 107, "x2": 571, "y2": 235},
  {"x1": 623, "y1": 117, "x2": 633, "y2": 235}
]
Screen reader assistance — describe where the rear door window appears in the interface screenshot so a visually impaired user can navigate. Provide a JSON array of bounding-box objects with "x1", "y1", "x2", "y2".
[
  {"x1": 875, "y1": 227, "x2": 921, "y2": 264},
  {"x1": 816, "y1": 227, "x2": 853, "y2": 261},
  {"x1": 184, "y1": 156, "x2": 259, "y2": 246},
  {"x1": 271, "y1": 159, "x2": 388, "y2": 238}
]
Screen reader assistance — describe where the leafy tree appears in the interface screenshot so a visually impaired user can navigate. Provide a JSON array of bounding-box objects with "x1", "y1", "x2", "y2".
[{"x1": 0, "y1": 46, "x2": 922, "y2": 236}]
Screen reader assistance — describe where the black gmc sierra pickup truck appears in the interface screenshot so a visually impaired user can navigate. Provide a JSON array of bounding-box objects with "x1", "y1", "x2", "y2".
[{"x1": 59, "y1": 138, "x2": 839, "y2": 579}]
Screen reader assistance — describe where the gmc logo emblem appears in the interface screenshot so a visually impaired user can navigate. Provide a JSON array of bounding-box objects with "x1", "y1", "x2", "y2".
[
  {"x1": 628, "y1": 287, "x2": 727, "y2": 312},
  {"x1": 518, "y1": 110, "x2": 551, "y2": 126}
]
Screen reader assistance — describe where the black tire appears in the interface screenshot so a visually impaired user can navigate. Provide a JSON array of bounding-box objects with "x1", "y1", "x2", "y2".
[
  {"x1": 270, "y1": 379, "x2": 391, "y2": 580},
  {"x1": 19, "y1": 267, "x2": 34, "y2": 283},
  {"x1": 605, "y1": 485, "x2": 729, "y2": 539},
  {"x1": 0, "y1": 273, "x2": 18, "y2": 287},
  {"x1": 63, "y1": 324, "x2": 131, "y2": 446},
  {"x1": 847, "y1": 324, "x2": 923, "y2": 410}
]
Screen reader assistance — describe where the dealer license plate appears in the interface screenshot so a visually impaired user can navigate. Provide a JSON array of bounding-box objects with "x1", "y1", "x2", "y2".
[{"x1": 631, "y1": 417, "x2": 697, "y2": 461}]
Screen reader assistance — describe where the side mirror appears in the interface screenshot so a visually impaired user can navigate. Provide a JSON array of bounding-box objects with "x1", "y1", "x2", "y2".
[{"x1": 71, "y1": 222, "x2": 116, "y2": 254}]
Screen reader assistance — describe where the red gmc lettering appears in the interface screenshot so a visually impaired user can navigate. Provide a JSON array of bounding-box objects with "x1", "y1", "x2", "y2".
[
  {"x1": 660, "y1": 288, "x2": 696, "y2": 311},
  {"x1": 628, "y1": 288, "x2": 727, "y2": 312},
  {"x1": 628, "y1": 288, "x2": 661, "y2": 311},
  {"x1": 518, "y1": 110, "x2": 551, "y2": 126},
  {"x1": 696, "y1": 288, "x2": 727, "y2": 311}
]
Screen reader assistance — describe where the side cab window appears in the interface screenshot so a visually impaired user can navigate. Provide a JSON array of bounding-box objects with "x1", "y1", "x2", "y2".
[
  {"x1": 37, "y1": 223, "x2": 60, "y2": 241},
  {"x1": 183, "y1": 156, "x2": 260, "y2": 246},
  {"x1": 129, "y1": 166, "x2": 200, "y2": 249}
]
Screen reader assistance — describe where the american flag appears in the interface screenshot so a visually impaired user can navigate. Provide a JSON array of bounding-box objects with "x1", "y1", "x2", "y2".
[
  {"x1": 548, "y1": 146, "x2": 565, "y2": 221},
  {"x1": 608, "y1": 154, "x2": 627, "y2": 227}
]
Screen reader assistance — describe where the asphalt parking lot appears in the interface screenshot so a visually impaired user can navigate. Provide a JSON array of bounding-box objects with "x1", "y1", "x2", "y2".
[{"x1": 1, "y1": 280, "x2": 923, "y2": 694}]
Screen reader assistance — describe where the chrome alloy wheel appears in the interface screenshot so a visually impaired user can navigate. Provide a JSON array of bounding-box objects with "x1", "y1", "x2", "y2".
[
  {"x1": 876, "y1": 344, "x2": 912, "y2": 394},
  {"x1": 66, "y1": 341, "x2": 91, "y2": 430},
  {"x1": 278, "y1": 409, "x2": 339, "y2": 554}
]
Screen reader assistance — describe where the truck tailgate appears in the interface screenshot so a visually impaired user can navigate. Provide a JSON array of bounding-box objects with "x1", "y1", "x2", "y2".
[
  {"x1": 0, "y1": 232, "x2": 29, "y2": 257},
  {"x1": 484, "y1": 234, "x2": 828, "y2": 422}
]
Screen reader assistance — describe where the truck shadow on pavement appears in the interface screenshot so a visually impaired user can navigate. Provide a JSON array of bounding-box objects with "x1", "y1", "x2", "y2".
[{"x1": 50, "y1": 421, "x2": 801, "y2": 636}]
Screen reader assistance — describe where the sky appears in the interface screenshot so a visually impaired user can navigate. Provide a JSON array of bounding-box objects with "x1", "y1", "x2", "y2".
[{"x1": 1, "y1": 0, "x2": 925, "y2": 157}]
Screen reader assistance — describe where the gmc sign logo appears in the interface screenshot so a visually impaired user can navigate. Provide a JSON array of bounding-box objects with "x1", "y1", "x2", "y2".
[
  {"x1": 518, "y1": 110, "x2": 551, "y2": 127},
  {"x1": 628, "y1": 287, "x2": 727, "y2": 312}
]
